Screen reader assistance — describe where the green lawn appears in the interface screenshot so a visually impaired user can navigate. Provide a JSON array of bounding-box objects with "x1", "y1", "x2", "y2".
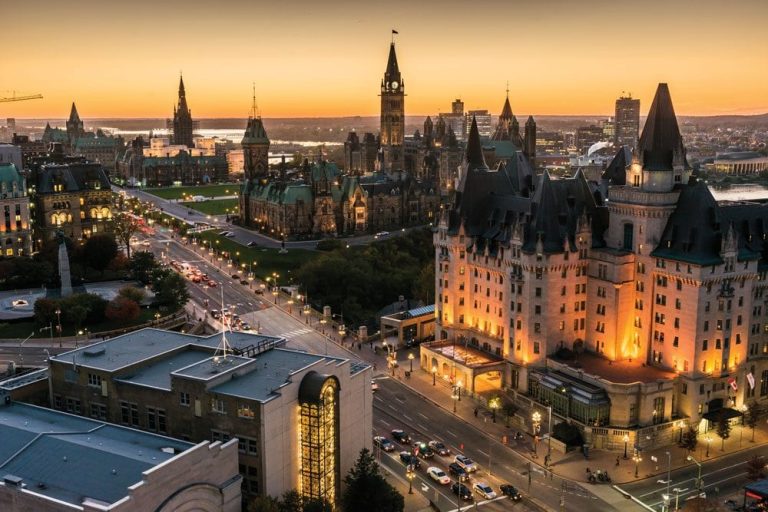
[
  {"x1": 180, "y1": 199, "x2": 239, "y2": 216},
  {"x1": 145, "y1": 183, "x2": 240, "y2": 200},
  {"x1": 194, "y1": 231, "x2": 315, "y2": 282},
  {"x1": 0, "y1": 306, "x2": 165, "y2": 339}
]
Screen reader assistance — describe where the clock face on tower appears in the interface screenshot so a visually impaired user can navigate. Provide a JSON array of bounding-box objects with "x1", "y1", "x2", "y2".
[{"x1": 391, "y1": 81, "x2": 399, "y2": 90}]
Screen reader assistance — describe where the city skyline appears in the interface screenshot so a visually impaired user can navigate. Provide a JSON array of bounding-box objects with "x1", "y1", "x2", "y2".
[{"x1": 3, "y1": 0, "x2": 767, "y2": 119}]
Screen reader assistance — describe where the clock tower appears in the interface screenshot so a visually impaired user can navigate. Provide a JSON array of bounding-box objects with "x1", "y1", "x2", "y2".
[{"x1": 380, "y1": 41, "x2": 405, "y2": 171}]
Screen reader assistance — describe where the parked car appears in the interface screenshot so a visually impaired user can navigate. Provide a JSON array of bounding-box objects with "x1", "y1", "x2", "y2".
[
  {"x1": 451, "y1": 482, "x2": 473, "y2": 501},
  {"x1": 426, "y1": 467, "x2": 450, "y2": 485},
  {"x1": 254, "y1": 289, "x2": 264, "y2": 295},
  {"x1": 240, "y1": 322, "x2": 252, "y2": 331},
  {"x1": 448, "y1": 462, "x2": 469, "y2": 482},
  {"x1": 240, "y1": 280, "x2": 249, "y2": 286},
  {"x1": 455, "y1": 454, "x2": 477, "y2": 472},
  {"x1": 207, "y1": 280, "x2": 218, "y2": 287},
  {"x1": 373, "y1": 436, "x2": 395, "y2": 452},
  {"x1": 499, "y1": 484, "x2": 522, "y2": 501},
  {"x1": 225, "y1": 232, "x2": 236, "y2": 238},
  {"x1": 210, "y1": 310, "x2": 221, "y2": 319},
  {"x1": 246, "y1": 241, "x2": 259, "y2": 247},
  {"x1": 375, "y1": 231, "x2": 390, "y2": 237},
  {"x1": 428, "y1": 441, "x2": 450, "y2": 456},
  {"x1": 231, "y1": 274, "x2": 240, "y2": 280},
  {"x1": 391, "y1": 429, "x2": 411, "y2": 444},
  {"x1": 473, "y1": 482, "x2": 497, "y2": 500},
  {"x1": 398, "y1": 451, "x2": 421, "y2": 469}
]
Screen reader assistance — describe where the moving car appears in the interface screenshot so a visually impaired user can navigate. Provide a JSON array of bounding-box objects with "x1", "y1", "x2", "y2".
[
  {"x1": 246, "y1": 241, "x2": 259, "y2": 247},
  {"x1": 455, "y1": 454, "x2": 477, "y2": 472},
  {"x1": 371, "y1": 380, "x2": 379, "y2": 392},
  {"x1": 499, "y1": 484, "x2": 522, "y2": 501},
  {"x1": 391, "y1": 429, "x2": 411, "y2": 444},
  {"x1": 451, "y1": 482, "x2": 473, "y2": 501},
  {"x1": 428, "y1": 441, "x2": 450, "y2": 456},
  {"x1": 240, "y1": 322, "x2": 252, "y2": 331},
  {"x1": 398, "y1": 451, "x2": 421, "y2": 469},
  {"x1": 473, "y1": 482, "x2": 497, "y2": 500},
  {"x1": 426, "y1": 467, "x2": 450, "y2": 485},
  {"x1": 448, "y1": 462, "x2": 469, "y2": 482},
  {"x1": 231, "y1": 274, "x2": 240, "y2": 280},
  {"x1": 225, "y1": 232, "x2": 236, "y2": 238},
  {"x1": 210, "y1": 310, "x2": 221, "y2": 320},
  {"x1": 413, "y1": 441, "x2": 434, "y2": 459},
  {"x1": 207, "y1": 280, "x2": 218, "y2": 287},
  {"x1": 373, "y1": 436, "x2": 395, "y2": 452}
]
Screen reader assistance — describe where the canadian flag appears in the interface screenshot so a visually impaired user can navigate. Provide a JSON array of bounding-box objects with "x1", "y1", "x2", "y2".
[
  {"x1": 747, "y1": 372, "x2": 756, "y2": 390},
  {"x1": 728, "y1": 377, "x2": 738, "y2": 392}
]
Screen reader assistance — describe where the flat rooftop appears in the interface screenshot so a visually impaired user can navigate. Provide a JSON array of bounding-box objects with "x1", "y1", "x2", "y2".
[
  {"x1": 550, "y1": 352, "x2": 676, "y2": 384},
  {"x1": 50, "y1": 328, "x2": 284, "y2": 372},
  {"x1": 211, "y1": 348, "x2": 343, "y2": 402},
  {"x1": 0, "y1": 402, "x2": 192, "y2": 507}
]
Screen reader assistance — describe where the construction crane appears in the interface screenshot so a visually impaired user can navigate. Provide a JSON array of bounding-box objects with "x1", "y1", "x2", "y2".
[{"x1": 0, "y1": 91, "x2": 43, "y2": 103}]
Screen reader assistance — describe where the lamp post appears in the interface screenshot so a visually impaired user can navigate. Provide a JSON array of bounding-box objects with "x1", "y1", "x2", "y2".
[
  {"x1": 431, "y1": 366, "x2": 437, "y2": 386},
  {"x1": 705, "y1": 436, "x2": 711, "y2": 457},
  {"x1": 406, "y1": 465, "x2": 414, "y2": 494},
  {"x1": 623, "y1": 434, "x2": 630, "y2": 459},
  {"x1": 55, "y1": 308, "x2": 62, "y2": 347},
  {"x1": 489, "y1": 397, "x2": 500, "y2": 424},
  {"x1": 452, "y1": 386, "x2": 459, "y2": 413},
  {"x1": 633, "y1": 452, "x2": 642, "y2": 478},
  {"x1": 672, "y1": 487, "x2": 687, "y2": 512},
  {"x1": 456, "y1": 380, "x2": 462, "y2": 401},
  {"x1": 687, "y1": 455, "x2": 703, "y2": 491},
  {"x1": 665, "y1": 451, "x2": 672, "y2": 508},
  {"x1": 677, "y1": 420, "x2": 684, "y2": 443},
  {"x1": 532, "y1": 411, "x2": 541, "y2": 456},
  {"x1": 408, "y1": 353, "x2": 414, "y2": 373}
]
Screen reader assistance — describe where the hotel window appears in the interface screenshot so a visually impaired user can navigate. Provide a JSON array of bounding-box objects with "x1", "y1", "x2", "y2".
[
  {"x1": 702, "y1": 339, "x2": 708, "y2": 351},
  {"x1": 675, "y1": 299, "x2": 682, "y2": 309},
  {"x1": 534, "y1": 323, "x2": 541, "y2": 334},
  {"x1": 681, "y1": 383, "x2": 687, "y2": 395},
  {"x1": 180, "y1": 392, "x2": 190, "y2": 406},
  {"x1": 535, "y1": 287, "x2": 541, "y2": 297},
  {"x1": 674, "y1": 317, "x2": 680, "y2": 328},
  {"x1": 533, "y1": 341, "x2": 540, "y2": 354},
  {"x1": 65, "y1": 398, "x2": 81, "y2": 415},
  {"x1": 534, "y1": 305, "x2": 541, "y2": 315},
  {"x1": 90, "y1": 403, "x2": 107, "y2": 420},
  {"x1": 238, "y1": 436, "x2": 259, "y2": 456},
  {"x1": 673, "y1": 336, "x2": 679, "y2": 347}
]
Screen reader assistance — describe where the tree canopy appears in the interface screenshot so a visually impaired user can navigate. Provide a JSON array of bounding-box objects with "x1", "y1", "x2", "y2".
[{"x1": 341, "y1": 448, "x2": 403, "y2": 512}]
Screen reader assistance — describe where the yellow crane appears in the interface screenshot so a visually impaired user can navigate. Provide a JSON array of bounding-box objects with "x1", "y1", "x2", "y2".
[{"x1": 0, "y1": 91, "x2": 43, "y2": 103}]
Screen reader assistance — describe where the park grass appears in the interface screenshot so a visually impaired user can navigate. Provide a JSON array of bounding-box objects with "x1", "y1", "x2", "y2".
[
  {"x1": 0, "y1": 306, "x2": 164, "y2": 339},
  {"x1": 145, "y1": 183, "x2": 240, "y2": 200},
  {"x1": 180, "y1": 199, "x2": 239, "y2": 216},
  {"x1": 194, "y1": 231, "x2": 315, "y2": 282}
]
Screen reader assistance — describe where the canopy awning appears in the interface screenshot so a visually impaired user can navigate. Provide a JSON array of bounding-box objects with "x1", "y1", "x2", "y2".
[{"x1": 702, "y1": 407, "x2": 743, "y2": 422}]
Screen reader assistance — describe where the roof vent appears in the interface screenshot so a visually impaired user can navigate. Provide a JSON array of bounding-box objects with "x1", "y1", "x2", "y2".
[
  {"x1": 3, "y1": 475, "x2": 23, "y2": 489},
  {"x1": 83, "y1": 347, "x2": 105, "y2": 357}
]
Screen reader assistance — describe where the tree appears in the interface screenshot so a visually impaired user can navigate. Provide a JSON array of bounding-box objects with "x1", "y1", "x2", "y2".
[
  {"x1": 34, "y1": 297, "x2": 59, "y2": 326},
  {"x1": 152, "y1": 269, "x2": 189, "y2": 312},
  {"x1": 113, "y1": 212, "x2": 142, "y2": 259},
  {"x1": 681, "y1": 425, "x2": 699, "y2": 453},
  {"x1": 105, "y1": 297, "x2": 140, "y2": 323},
  {"x1": 412, "y1": 262, "x2": 435, "y2": 304},
  {"x1": 84, "y1": 234, "x2": 118, "y2": 276},
  {"x1": 118, "y1": 286, "x2": 146, "y2": 304},
  {"x1": 247, "y1": 495, "x2": 279, "y2": 512},
  {"x1": 302, "y1": 498, "x2": 332, "y2": 512},
  {"x1": 278, "y1": 491, "x2": 302, "y2": 512},
  {"x1": 66, "y1": 304, "x2": 88, "y2": 331},
  {"x1": 747, "y1": 455, "x2": 767, "y2": 481},
  {"x1": 342, "y1": 448, "x2": 403, "y2": 512},
  {"x1": 746, "y1": 401, "x2": 763, "y2": 442},
  {"x1": 686, "y1": 496, "x2": 729, "y2": 512},
  {"x1": 716, "y1": 409, "x2": 731, "y2": 451},
  {"x1": 130, "y1": 251, "x2": 159, "y2": 284}
]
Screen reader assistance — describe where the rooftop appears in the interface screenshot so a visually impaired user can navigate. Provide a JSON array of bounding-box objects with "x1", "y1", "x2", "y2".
[
  {"x1": 50, "y1": 328, "x2": 285, "y2": 372},
  {"x1": 550, "y1": 352, "x2": 676, "y2": 384},
  {"x1": 0, "y1": 402, "x2": 192, "y2": 507}
]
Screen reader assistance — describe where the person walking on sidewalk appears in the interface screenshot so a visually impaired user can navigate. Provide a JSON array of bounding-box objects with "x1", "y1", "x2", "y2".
[
  {"x1": 615, "y1": 456, "x2": 620, "y2": 467},
  {"x1": 474, "y1": 408, "x2": 478, "y2": 418}
]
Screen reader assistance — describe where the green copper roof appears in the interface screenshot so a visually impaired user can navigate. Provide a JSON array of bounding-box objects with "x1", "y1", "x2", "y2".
[{"x1": 0, "y1": 163, "x2": 24, "y2": 190}]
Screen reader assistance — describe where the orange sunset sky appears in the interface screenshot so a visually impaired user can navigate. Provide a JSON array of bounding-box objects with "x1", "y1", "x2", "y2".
[{"x1": 2, "y1": 0, "x2": 767, "y2": 119}]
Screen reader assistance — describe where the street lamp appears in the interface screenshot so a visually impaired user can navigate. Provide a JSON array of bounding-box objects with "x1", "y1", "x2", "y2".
[
  {"x1": 406, "y1": 465, "x2": 414, "y2": 494},
  {"x1": 452, "y1": 386, "x2": 459, "y2": 413},
  {"x1": 633, "y1": 452, "x2": 642, "y2": 478},
  {"x1": 705, "y1": 436, "x2": 711, "y2": 457},
  {"x1": 456, "y1": 380, "x2": 462, "y2": 401},
  {"x1": 677, "y1": 420, "x2": 685, "y2": 443},
  {"x1": 623, "y1": 434, "x2": 630, "y2": 459},
  {"x1": 687, "y1": 455, "x2": 703, "y2": 491},
  {"x1": 431, "y1": 366, "x2": 437, "y2": 385},
  {"x1": 408, "y1": 353, "x2": 414, "y2": 373},
  {"x1": 55, "y1": 308, "x2": 62, "y2": 346},
  {"x1": 532, "y1": 410, "x2": 541, "y2": 455}
]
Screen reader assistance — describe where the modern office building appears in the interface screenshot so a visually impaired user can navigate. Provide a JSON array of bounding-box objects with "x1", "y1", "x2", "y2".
[
  {"x1": 615, "y1": 94, "x2": 640, "y2": 149},
  {"x1": 0, "y1": 400, "x2": 241, "y2": 512},
  {"x1": 427, "y1": 83, "x2": 768, "y2": 452},
  {"x1": 44, "y1": 329, "x2": 372, "y2": 506}
]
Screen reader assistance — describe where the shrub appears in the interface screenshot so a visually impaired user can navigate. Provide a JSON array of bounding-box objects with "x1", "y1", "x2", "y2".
[
  {"x1": 105, "y1": 297, "x2": 140, "y2": 323},
  {"x1": 118, "y1": 286, "x2": 146, "y2": 304}
]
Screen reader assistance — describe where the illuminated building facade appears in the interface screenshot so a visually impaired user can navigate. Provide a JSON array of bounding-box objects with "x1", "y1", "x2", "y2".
[{"x1": 427, "y1": 84, "x2": 768, "y2": 450}]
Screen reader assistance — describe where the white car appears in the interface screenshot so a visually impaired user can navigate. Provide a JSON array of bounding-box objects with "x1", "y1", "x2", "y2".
[
  {"x1": 455, "y1": 454, "x2": 477, "y2": 472},
  {"x1": 427, "y1": 467, "x2": 451, "y2": 485},
  {"x1": 473, "y1": 482, "x2": 497, "y2": 500}
]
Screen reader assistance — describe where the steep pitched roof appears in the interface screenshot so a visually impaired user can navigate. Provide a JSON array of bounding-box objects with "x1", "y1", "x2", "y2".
[
  {"x1": 242, "y1": 117, "x2": 269, "y2": 145},
  {"x1": 637, "y1": 83, "x2": 689, "y2": 172},
  {"x1": 465, "y1": 116, "x2": 486, "y2": 170},
  {"x1": 499, "y1": 96, "x2": 514, "y2": 121},
  {"x1": 68, "y1": 102, "x2": 80, "y2": 123},
  {"x1": 602, "y1": 145, "x2": 632, "y2": 185},
  {"x1": 384, "y1": 43, "x2": 401, "y2": 82}
]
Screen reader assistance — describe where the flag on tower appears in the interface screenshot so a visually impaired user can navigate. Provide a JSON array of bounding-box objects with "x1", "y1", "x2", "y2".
[{"x1": 392, "y1": 29, "x2": 398, "y2": 34}]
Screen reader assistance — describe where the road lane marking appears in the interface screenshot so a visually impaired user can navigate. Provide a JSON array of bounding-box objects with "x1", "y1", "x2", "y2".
[
  {"x1": 403, "y1": 414, "x2": 413, "y2": 422},
  {"x1": 446, "y1": 429, "x2": 457, "y2": 438},
  {"x1": 418, "y1": 412, "x2": 428, "y2": 420}
]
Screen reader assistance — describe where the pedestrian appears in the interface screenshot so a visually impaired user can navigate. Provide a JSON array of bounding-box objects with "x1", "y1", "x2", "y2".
[
  {"x1": 373, "y1": 363, "x2": 377, "y2": 371},
  {"x1": 615, "y1": 456, "x2": 620, "y2": 467},
  {"x1": 474, "y1": 408, "x2": 478, "y2": 418}
]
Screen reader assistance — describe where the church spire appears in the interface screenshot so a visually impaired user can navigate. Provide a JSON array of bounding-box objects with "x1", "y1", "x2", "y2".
[
  {"x1": 69, "y1": 102, "x2": 80, "y2": 123},
  {"x1": 384, "y1": 42, "x2": 401, "y2": 84},
  {"x1": 178, "y1": 73, "x2": 186, "y2": 98}
]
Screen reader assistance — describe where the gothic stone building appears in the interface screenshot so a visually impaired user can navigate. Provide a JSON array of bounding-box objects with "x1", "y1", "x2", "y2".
[
  {"x1": 424, "y1": 84, "x2": 768, "y2": 451},
  {"x1": 0, "y1": 162, "x2": 32, "y2": 257}
]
